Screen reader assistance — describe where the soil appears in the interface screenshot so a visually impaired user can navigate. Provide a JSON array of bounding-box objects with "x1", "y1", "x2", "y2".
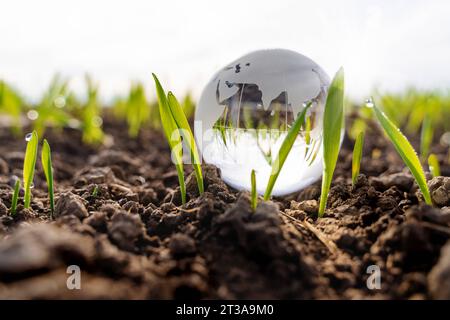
[{"x1": 0, "y1": 113, "x2": 449, "y2": 299}]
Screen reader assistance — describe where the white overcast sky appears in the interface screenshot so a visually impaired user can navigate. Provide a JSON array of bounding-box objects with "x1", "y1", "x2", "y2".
[{"x1": 1, "y1": 0, "x2": 450, "y2": 102}]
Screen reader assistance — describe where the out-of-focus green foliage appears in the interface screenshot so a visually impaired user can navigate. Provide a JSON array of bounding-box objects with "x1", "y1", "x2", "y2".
[
  {"x1": 32, "y1": 75, "x2": 71, "y2": 136},
  {"x1": 124, "y1": 83, "x2": 150, "y2": 137},
  {"x1": 374, "y1": 88, "x2": 450, "y2": 134},
  {"x1": 0, "y1": 80, "x2": 24, "y2": 135},
  {"x1": 81, "y1": 75, "x2": 104, "y2": 144},
  {"x1": 181, "y1": 92, "x2": 196, "y2": 119}
]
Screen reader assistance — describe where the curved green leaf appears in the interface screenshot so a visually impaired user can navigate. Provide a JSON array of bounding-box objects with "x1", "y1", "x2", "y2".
[
  {"x1": 319, "y1": 68, "x2": 345, "y2": 217},
  {"x1": 372, "y1": 101, "x2": 432, "y2": 205}
]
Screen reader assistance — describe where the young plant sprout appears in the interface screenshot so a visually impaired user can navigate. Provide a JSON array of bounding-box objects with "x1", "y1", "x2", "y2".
[
  {"x1": 318, "y1": 68, "x2": 345, "y2": 217},
  {"x1": 166, "y1": 92, "x2": 204, "y2": 195},
  {"x1": 82, "y1": 75, "x2": 104, "y2": 144},
  {"x1": 0, "y1": 80, "x2": 23, "y2": 135},
  {"x1": 370, "y1": 98, "x2": 432, "y2": 205},
  {"x1": 10, "y1": 179, "x2": 21, "y2": 216},
  {"x1": 91, "y1": 185, "x2": 99, "y2": 197},
  {"x1": 153, "y1": 74, "x2": 204, "y2": 203},
  {"x1": 153, "y1": 75, "x2": 191, "y2": 204},
  {"x1": 352, "y1": 131, "x2": 365, "y2": 187},
  {"x1": 263, "y1": 103, "x2": 311, "y2": 200},
  {"x1": 23, "y1": 131, "x2": 38, "y2": 208},
  {"x1": 41, "y1": 139, "x2": 54, "y2": 217},
  {"x1": 33, "y1": 75, "x2": 71, "y2": 137},
  {"x1": 420, "y1": 113, "x2": 433, "y2": 161},
  {"x1": 251, "y1": 169, "x2": 257, "y2": 211},
  {"x1": 428, "y1": 154, "x2": 441, "y2": 177}
]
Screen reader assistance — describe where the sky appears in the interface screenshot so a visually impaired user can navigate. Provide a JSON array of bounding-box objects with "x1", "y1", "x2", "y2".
[{"x1": 1, "y1": 0, "x2": 450, "y2": 103}]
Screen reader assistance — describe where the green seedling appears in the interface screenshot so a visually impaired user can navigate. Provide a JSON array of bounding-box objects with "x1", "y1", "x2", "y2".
[
  {"x1": 420, "y1": 113, "x2": 433, "y2": 161},
  {"x1": 251, "y1": 169, "x2": 257, "y2": 211},
  {"x1": 23, "y1": 131, "x2": 38, "y2": 208},
  {"x1": 167, "y1": 92, "x2": 204, "y2": 195},
  {"x1": 318, "y1": 68, "x2": 345, "y2": 217},
  {"x1": 153, "y1": 74, "x2": 204, "y2": 197},
  {"x1": 263, "y1": 102, "x2": 311, "y2": 200},
  {"x1": 371, "y1": 99, "x2": 432, "y2": 205},
  {"x1": 0, "y1": 80, "x2": 23, "y2": 135},
  {"x1": 428, "y1": 154, "x2": 441, "y2": 177},
  {"x1": 152, "y1": 75, "x2": 187, "y2": 204},
  {"x1": 10, "y1": 179, "x2": 21, "y2": 215},
  {"x1": 91, "y1": 185, "x2": 99, "y2": 197},
  {"x1": 352, "y1": 131, "x2": 365, "y2": 187},
  {"x1": 33, "y1": 74, "x2": 71, "y2": 136},
  {"x1": 182, "y1": 93, "x2": 196, "y2": 119},
  {"x1": 82, "y1": 75, "x2": 104, "y2": 144},
  {"x1": 41, "y1": 139, "x2": 54, "y2": 217},
  {"x1": 124, "y1": 82, "x2": 151, "y2": 137}
]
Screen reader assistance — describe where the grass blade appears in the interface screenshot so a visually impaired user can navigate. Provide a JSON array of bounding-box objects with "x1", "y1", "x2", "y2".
[
  {"x1": 351, "y1": 131, "x2": 365, "y2": 187},
  {"x1": 152, "y1": 74, "x2": 186, "y2": 204},
  {"x1": 41, "y1": 139, "x2": 54, "y2": 217},
  {"x1": 10, "y1": 179, "x2": 20, "y2": 216},
  {"x1": 420, "y1": 114, "x2": 433, "y2": 161},
  {"x1": 251, "y1": 169, "x2": 257, "y2": 211},
  {"x1": 318, "y1": 68, "x2": 345, "y2": 217},
  {"x1": 23, "y1": 131, "x2": 38, "y2": 208},
  {"x1": 263, "y1": 102, "x2": 311, "y2": 200},
  {"x1": 372, "y1": 100, "x2": 432, "y2": 205},
  {"x1": 428, "y1": 153, "x2": 441, "y2": 177},
  {"x1": 167, "y1": 91, "x2": 204, "y2": 194}
]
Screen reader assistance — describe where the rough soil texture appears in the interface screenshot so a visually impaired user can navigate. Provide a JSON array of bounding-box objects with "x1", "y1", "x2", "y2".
[{"x1": 0, "y1": 114, "x2": 449, "y2": 299}]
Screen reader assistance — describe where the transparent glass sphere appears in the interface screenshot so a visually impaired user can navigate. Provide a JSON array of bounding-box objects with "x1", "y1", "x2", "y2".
[{"x1": 195, "y1": 49, "x2": 332, "y2": 196}]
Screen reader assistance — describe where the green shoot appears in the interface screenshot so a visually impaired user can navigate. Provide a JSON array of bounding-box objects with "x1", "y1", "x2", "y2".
[
  {"x1": 92, "y1": 185, "x2": 99, "y2": 197},
  {"x1": 41, "y1": 139, "x2": 54, "y2": 217},
  {"x1": 82, "y1": 75, "x2": 104, "y2": 144},
  {"x1": 420, "y1": 113, "x2": 433, "y2": 161},
  {"x1": 371, "y1": 99, "x2": 432, "y2": 205},
  {"x1": 23, "y1": 131, "x2": 39, "y2": 208},
  {"x1": 318, "y1": 68, "x2": 345, "y2": 217},
  {"x1": 33, "y1": 74, "x2": 71, "y2": 137},
  {"x1": 10, "y1": 179, "x2": 21, "y2": 216},
  {"x1": 0, "y1": 80, "x2": 23, "y2": 135},
  {"x1": 152, "y1": 74, "x2": 186, "y2": 204},
  {"x1": 126, "y1": 82, "x2": 150, "y2": 137},
  {"x1": 428, "y1": 154, "x2": 441, "y2": 177},
  {"x1": 166, "y1": 91, "x2": 204, "y2": 194},
  {"x1": 251, "y1": 169, "x2": 257, "y2": 211},
  {"x1": 351, "y1": 131, "x2": 365, "y2": 187},
  {"x1": 263, "y1": 102, "x2": 311, "y2": 200}
]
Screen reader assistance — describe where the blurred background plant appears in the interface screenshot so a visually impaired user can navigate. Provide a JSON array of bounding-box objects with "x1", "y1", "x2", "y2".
[
  {"x1": 0, "y1": 75, "x2": 448, "y2": 167},
  {"x1": 0, "y1": 80, "x2": 25, "y2": 135}
]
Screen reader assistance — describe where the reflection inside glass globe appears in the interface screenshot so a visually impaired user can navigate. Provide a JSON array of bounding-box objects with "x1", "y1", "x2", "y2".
[{"x1": 195, "y1": 49, "x2": 332, "y2": 196}]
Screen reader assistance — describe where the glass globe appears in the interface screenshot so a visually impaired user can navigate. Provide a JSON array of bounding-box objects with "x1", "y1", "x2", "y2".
[{"x1": 195, "y1": 49, "x2": 331, "y2": 196}]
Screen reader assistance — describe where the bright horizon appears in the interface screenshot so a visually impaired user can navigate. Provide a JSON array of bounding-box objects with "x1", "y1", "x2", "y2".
[{"x1": 1, "y1": 0, "x2": 450, "y2": 103}]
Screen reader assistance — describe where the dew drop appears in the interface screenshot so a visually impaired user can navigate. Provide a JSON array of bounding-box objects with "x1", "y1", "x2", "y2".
[
  {"x1": 27, "y1": 110, "x2": 39, "y2": 121},
  {"x1": 440, "y1": 132, "x2": 450, "y2": 146},
  {"x1": 365, "y1": 97, "x2": 374, "y2": 108},
  {"x1": 54, "y1": 95, "x2": 66, "y2": 108},
  {"x1": 92, "y1": 116, "x2": 103, "y2": 127},
  {"x1": 30, "y1": 183, "x2": 34, "y2": 189},
  {"x1": 25, "y1": 133, "x2": 33, "y2": 141}
]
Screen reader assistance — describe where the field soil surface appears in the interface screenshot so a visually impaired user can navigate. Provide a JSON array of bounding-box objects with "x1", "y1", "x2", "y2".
[{"x1": 0, "y1": 114, "x2": 449, "y2": 299}]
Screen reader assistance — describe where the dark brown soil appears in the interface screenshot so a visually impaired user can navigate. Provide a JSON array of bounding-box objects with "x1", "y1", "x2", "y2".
[{"x1": 0, "y1": 114, "x2": 449, "y2": 299}]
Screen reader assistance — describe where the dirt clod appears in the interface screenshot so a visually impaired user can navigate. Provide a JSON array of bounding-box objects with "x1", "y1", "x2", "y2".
[{"x1": 55, "y1": 192, "x2": 89, "y2": 220}]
